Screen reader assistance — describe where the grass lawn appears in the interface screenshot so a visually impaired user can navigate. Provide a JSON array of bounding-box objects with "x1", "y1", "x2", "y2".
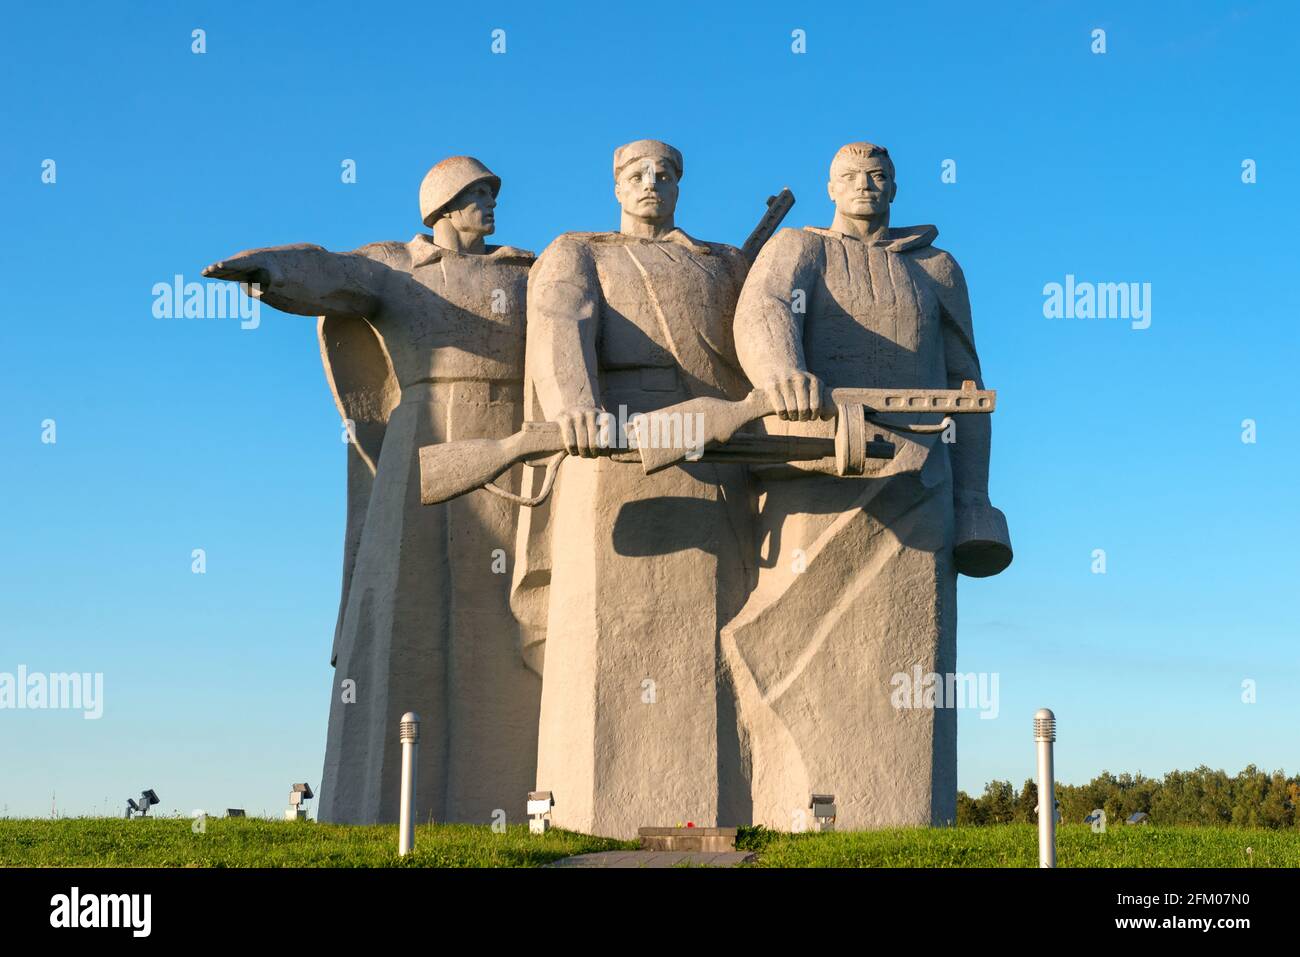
[
  {"x1": 0, "y1": 818, "x2": 634, "y2": 867},
  {"x1": 1, "y1": 819, "x2": 1295, "y2": 867},
  {"x1": 740, "y1": 823, "x2": 1298, "y2": 867}
]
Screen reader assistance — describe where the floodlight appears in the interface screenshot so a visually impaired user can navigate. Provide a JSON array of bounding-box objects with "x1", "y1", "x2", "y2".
[
  {"x1": 285, "y1": 782, "x2": 314, "y2": 821},
  {"x1": 528, "y1": 790, "x2": 554, "y2": 834},
  {"x1": 809, "y1": 793, "x2": 837, "y2": 831},
  {"x1": 125, "y1": 789, "x2": 160, "y2": 819}
]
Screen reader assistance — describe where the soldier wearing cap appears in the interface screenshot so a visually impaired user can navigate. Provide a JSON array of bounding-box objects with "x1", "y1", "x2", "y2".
[
  {"x1": 204, "y1": 157, "x2": 542, "y2": 826},
  {"x1": 514, "y1": 139, "x2": 755, "y2": 838}
]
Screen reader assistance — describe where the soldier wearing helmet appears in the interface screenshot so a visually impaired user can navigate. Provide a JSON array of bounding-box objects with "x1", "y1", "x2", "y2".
[
  {"x1": 419, "y1": 155, "x2": 501, "y2": 251},
  {"x1": 203, "y1": 158, "x2": 541, "y2": 827}
]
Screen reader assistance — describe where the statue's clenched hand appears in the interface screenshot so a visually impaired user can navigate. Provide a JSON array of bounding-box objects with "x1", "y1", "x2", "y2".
[
  {"x1": 555, "y1": 405, "x2": 605, "y2": 458},
  {"x1": 953, "y1": 491, "x2": 1013, "y2": 578},
  {"x1": 202, "y1": 250, "x2": 284, "y2": 290},
  {"x1": 761, "y1": 369, "x2": 832, "y2": 421}
]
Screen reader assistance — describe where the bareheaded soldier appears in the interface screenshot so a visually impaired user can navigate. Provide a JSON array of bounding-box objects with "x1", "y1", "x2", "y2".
[{"x1": 723, "y1": 141, "x2": 1012, "y2": 831}]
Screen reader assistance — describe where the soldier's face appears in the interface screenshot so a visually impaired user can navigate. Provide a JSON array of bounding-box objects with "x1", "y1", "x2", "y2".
[
  {"x1": 828, "y1": 156, "x2": 895, "y2": 219},
  {"x1": 445, "y1": 181, "x2": 497, "y2": 237},
  {"x1": 614, "y1": 158, "x2": 679, "y2": 223}
]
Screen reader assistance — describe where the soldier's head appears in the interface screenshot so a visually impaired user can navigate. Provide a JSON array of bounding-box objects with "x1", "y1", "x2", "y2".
[
  {"x1": 613, "y1": 139, "x2": 682, "y2": 226},
  {"x1": 419, "y1": 156, "x2": 499, "y2": 240},
  {"x1": 828, "y1": 142, "x2": 896, "y2": 220}
]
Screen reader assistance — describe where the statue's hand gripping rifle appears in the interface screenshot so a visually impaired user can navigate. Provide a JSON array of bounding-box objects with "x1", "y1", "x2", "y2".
[{"x1": 418, "y1": 381, "x2": 996, "y2": 507}]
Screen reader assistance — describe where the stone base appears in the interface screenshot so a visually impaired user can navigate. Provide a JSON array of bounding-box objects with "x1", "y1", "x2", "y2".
[
  {"x1": 551, "y1": 850, "x2": 755, "y2": 868},
  {"x1": 638, "y1": 827, "x2": 737, "y2": 853}
]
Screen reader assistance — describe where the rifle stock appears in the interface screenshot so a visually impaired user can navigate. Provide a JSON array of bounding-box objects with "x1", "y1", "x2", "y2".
[
  {"x1": 636, "y1": 391, "x2": 770, "y2": 473},
  {"x1": 418, "y1": 423, "x2": 563, "y2": 505}
]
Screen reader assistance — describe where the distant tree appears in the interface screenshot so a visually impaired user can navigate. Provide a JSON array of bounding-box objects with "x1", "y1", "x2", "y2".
[
  {"x1": 1200, "y1": 766, "x2": 1233, "y2": 824},
  {"x1": 956, "y1": 790, "x2": 982, "y2": 825},
  {"x1": 959, "y1": 765, "x2": 1297, "y2": 828},
  {"x1": 1232, "y1": 765, "x2": 1268, "y2": 827},
  {"x1": 981, "y1": 780, "x2": 1016, "y2": 824},
  {"x1": 1014, "y1": 779, "x2": 1038, "y2": 823},
  {"x1": 1259, "y1": 770, "x2": 1292, "y2": 829}
]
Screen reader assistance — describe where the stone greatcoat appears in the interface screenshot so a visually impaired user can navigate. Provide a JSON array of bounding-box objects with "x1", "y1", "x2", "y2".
[
  {"x1": 236, "y1": 235, "x2": 541, "y2": 825},
  {"x1": 514, "y1": 229, "x2": 757, "y2": 838},
  {"x1": 725, "y1": 224, "x2": 988, "y2": 830}
]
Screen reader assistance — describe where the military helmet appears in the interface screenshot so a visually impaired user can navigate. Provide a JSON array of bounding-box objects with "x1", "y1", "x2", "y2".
[{"x1": 419, "y1": 156, "x2": 501, "y2": 226}]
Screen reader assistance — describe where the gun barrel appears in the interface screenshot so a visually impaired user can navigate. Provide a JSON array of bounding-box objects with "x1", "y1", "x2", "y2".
[
  {"x1": 742, "y1": 187, "x2": 796, "y2": 262},
  {"x1": 829, "y1": 380, "x2": 996, "y2": 415}
]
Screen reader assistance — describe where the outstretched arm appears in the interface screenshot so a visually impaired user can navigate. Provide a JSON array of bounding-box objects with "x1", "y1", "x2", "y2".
[{"x1": 202, "y1": 243, "x2": 386, "y2": 320}]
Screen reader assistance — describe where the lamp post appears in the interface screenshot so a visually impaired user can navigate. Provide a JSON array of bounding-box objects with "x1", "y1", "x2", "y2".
[
  {"x1": 399, "y1": 712, "x2": 420, "y2": 857},
  {"x1": 1035, "y1": 708, "x2": 1056, "y2": 868}
]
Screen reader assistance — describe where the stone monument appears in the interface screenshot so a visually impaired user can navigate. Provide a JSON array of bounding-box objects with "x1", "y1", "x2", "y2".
[
  {"x1": 203, "y1": 157, "x2": 542, "y2": 825},
  {"x1": 419, "y1": 139, "x2": 1007, "y2": 839},
  {"x1": 207, "y1": 140, "x2": 1010, "y2": 839}
]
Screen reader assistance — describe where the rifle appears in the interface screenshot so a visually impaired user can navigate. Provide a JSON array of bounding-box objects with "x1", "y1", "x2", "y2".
[
  {"x1": 636, "y1": 379, "x2": 994, "y2": 473},
  {"x1": 418, "y1": 381, "x2": 995, "y2": 507},
  {"x1": 741, "y1": 188, "x2": 796, "y2": 262}
]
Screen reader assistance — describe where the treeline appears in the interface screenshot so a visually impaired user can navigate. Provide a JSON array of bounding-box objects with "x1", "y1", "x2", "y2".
[{"x1": 956, "y1": 765, "x2": 1299, "y2": 828}]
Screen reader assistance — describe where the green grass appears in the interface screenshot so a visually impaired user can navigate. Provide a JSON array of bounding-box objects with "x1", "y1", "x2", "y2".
[
  {"x1": 0, "y1": 818, "x2": 635, "y2": 868},
  {"x1": 2, "y1": 819, "x2": 1296, "y2": 867},
  {"x1": 738, "y1": 823, "x2": 1300, "y2": 867}
]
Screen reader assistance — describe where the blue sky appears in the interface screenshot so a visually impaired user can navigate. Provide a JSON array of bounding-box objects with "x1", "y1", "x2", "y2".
[{"x1": 1, "y1": 1, "x2": 1296, "y2": 818}]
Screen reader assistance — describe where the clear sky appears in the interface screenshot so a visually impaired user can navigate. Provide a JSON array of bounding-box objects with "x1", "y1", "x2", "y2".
[{"x1": 1, "y1": 1, "x2": 1296, "y2": 818}]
